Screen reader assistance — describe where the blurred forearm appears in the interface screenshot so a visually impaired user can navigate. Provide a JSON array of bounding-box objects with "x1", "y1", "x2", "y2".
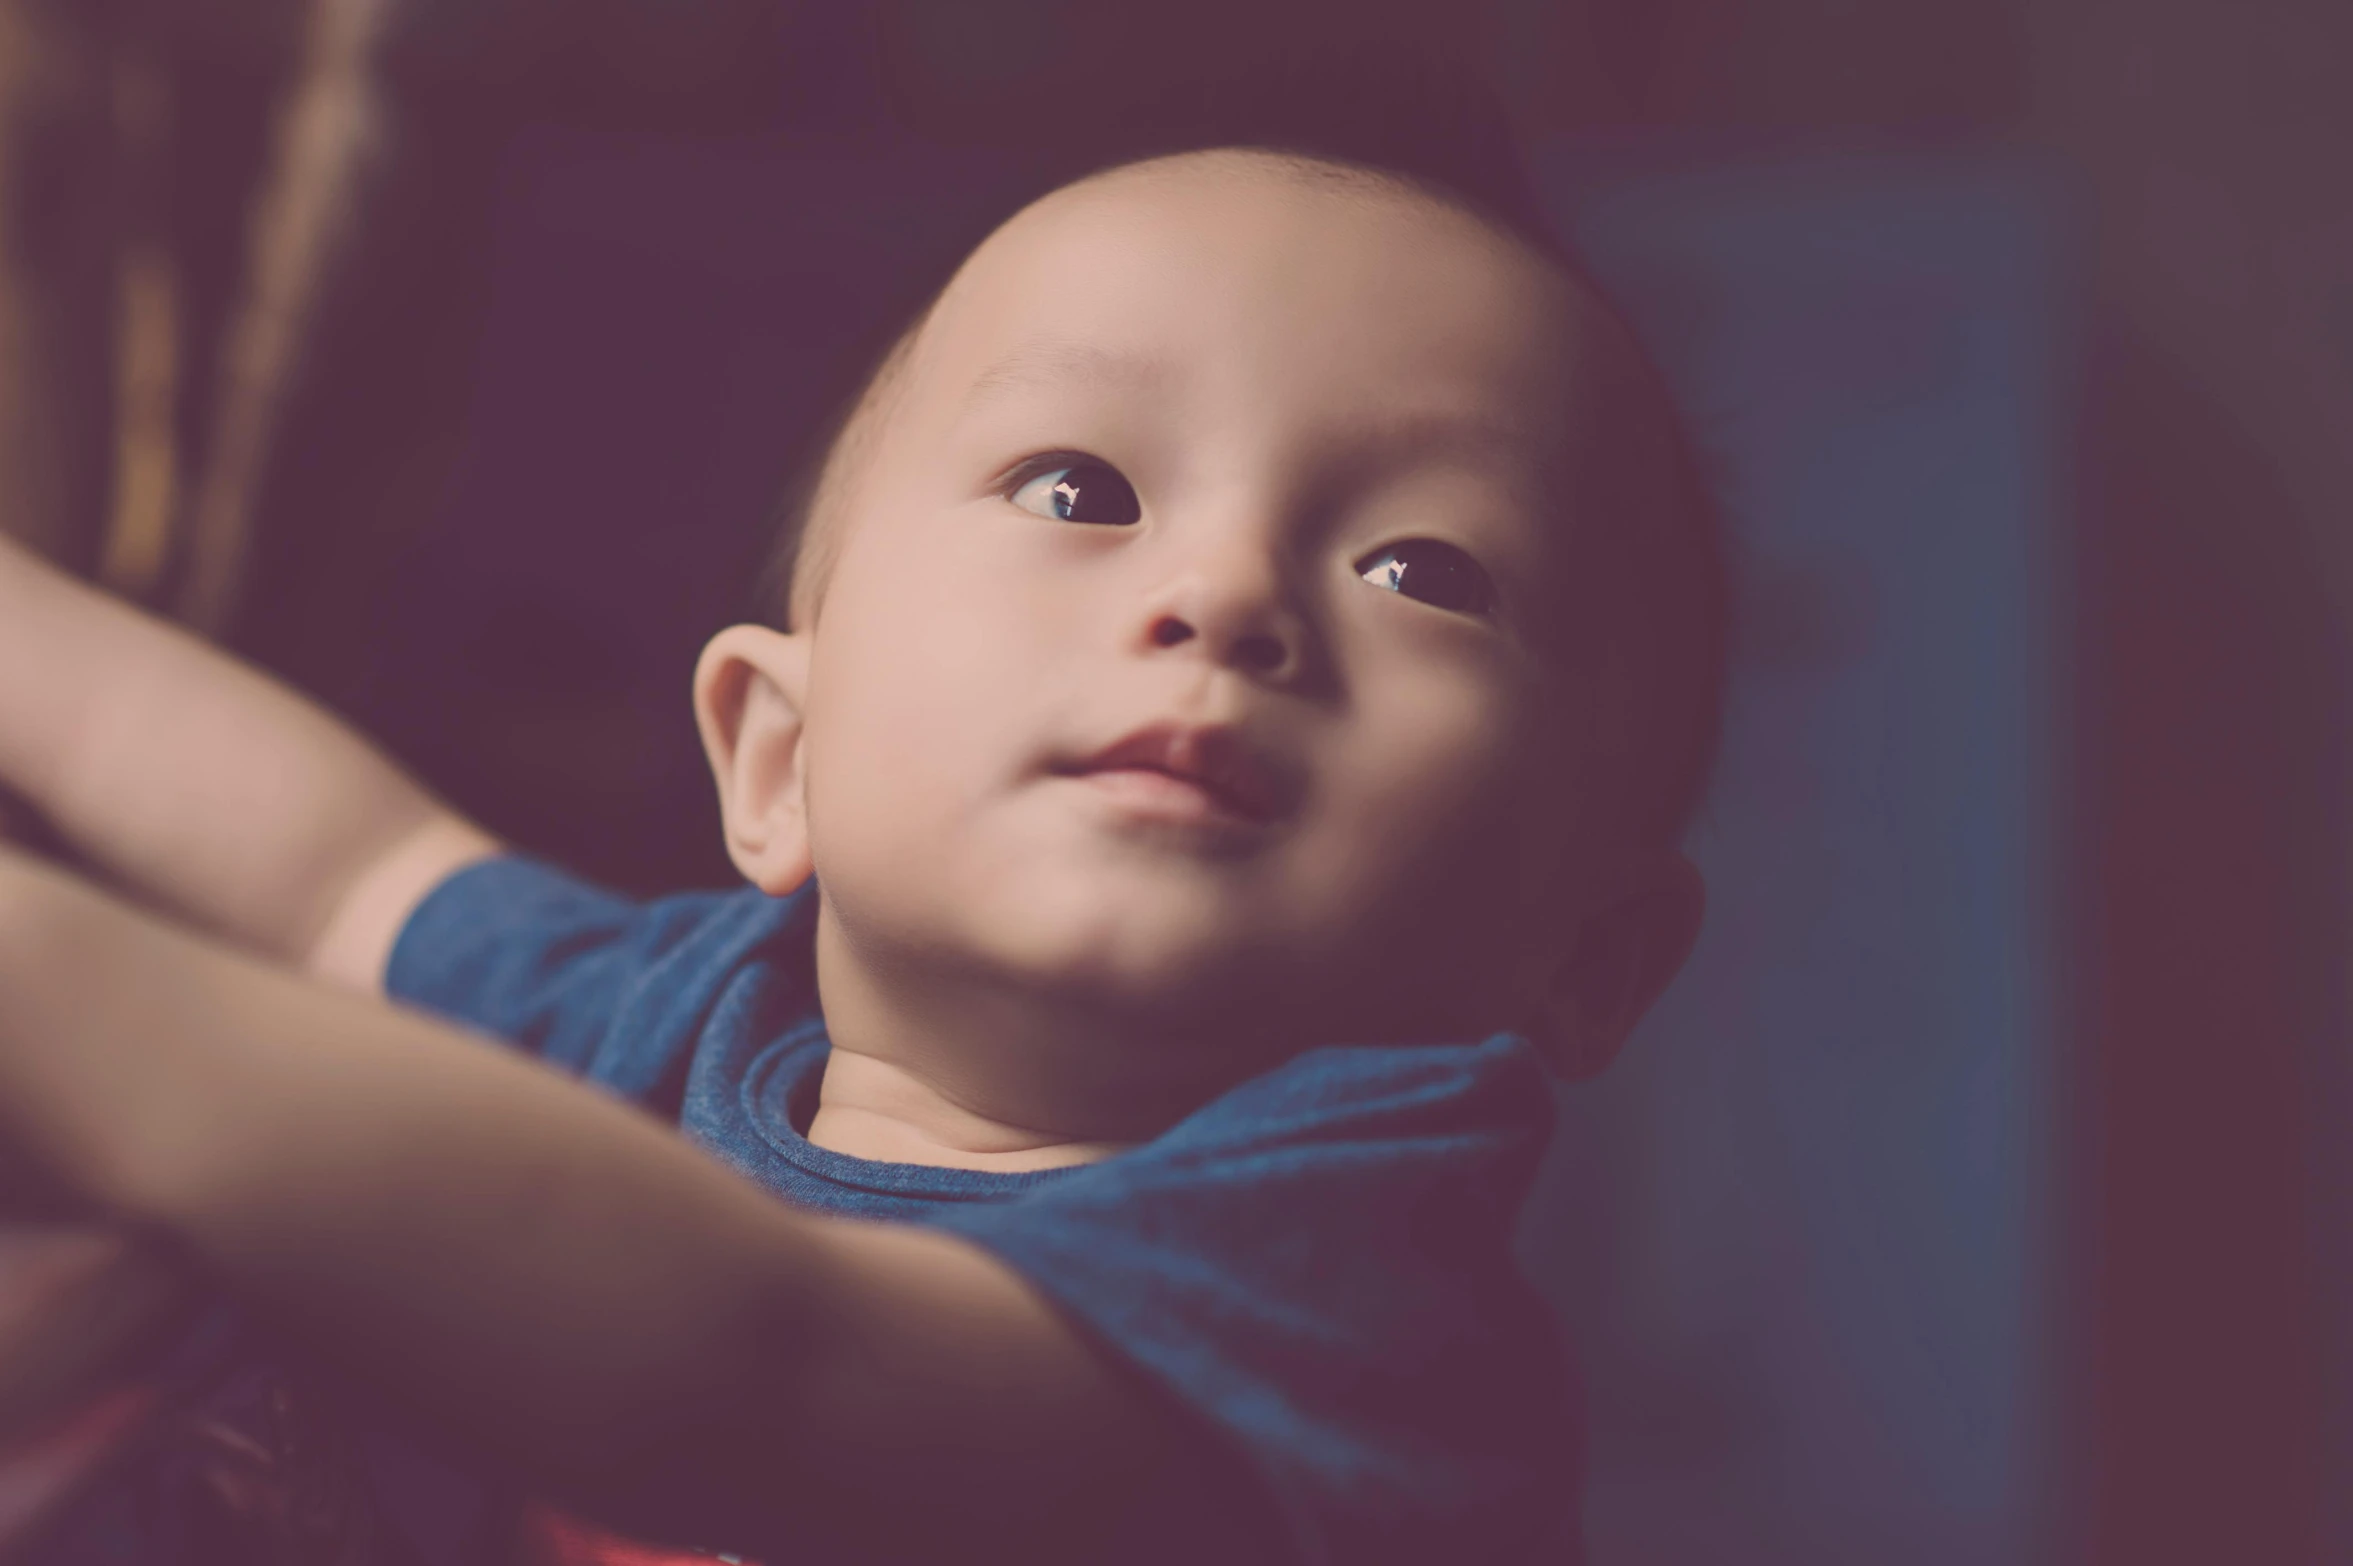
[{"x1": 0, "y1": 534, "x2": 491, "y2": 978}]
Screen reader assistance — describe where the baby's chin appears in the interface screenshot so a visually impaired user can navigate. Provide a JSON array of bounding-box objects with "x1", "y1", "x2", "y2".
[
  {"x1": 821, "y1": 822, "x2": 1522, "y2": 1049},
  {"x1": 956, "y1": 875, "x2": 1283, "y2": 1009},
  {"x1": 936, "y1": 883, "x2": 1489, "y2": 1056}
]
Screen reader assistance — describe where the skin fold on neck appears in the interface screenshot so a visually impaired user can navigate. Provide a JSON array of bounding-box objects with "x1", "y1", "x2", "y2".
[{"x1": 805, "y1": 1047, "x2": 1131, "y2": 1172}]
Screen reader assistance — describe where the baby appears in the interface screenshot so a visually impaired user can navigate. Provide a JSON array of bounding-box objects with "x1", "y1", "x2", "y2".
[{"x1": 0, "y1": 141, "x2": 1723, "y2": 1564}]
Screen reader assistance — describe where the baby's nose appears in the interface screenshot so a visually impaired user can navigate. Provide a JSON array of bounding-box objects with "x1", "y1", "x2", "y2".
[{"x1": 1136, "y1": 557, "x2": 1319, "y2": 686}]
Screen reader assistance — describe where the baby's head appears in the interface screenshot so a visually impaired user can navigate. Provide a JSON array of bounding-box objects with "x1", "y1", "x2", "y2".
[{"x1": 692, "y1": 146, "x2": 1724, "y2": 1133}]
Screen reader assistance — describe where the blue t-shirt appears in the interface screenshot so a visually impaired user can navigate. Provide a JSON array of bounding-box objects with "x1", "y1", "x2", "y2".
[{"x1": 380, "y1": 856, "x2": 1582, "y2": 1565}]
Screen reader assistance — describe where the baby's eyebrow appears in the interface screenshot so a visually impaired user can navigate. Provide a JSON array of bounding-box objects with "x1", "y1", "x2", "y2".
[{"x1": 963, "y1": 339, "x2": 1175, "y2": 409}]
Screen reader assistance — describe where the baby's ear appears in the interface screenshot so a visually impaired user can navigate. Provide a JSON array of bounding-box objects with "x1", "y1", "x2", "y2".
[
  {"x1": 692, "y1": 624, "x2": 815, "y2": 895},
  {"x1": 1523, "y1": 853, "x2": 1706, "y2": 1081}
]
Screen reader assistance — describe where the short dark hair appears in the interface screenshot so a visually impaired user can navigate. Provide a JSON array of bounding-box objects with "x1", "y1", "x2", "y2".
[{"x1": 757, "y1": 57, "x2": 1729, "y2": 860}]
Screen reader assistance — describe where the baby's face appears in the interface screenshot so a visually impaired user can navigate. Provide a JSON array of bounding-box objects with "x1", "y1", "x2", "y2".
[{"x1": 797, "y1": 157, "x2": 1611, "y2": 1090}]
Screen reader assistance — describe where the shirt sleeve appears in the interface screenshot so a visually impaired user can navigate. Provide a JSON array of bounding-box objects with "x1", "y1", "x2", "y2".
[
  {"x1": 926, "y1": 1035, "x2": 1584, "y2": 1566},
  {"x1": 384, "y1": 856, "x2": 814, "y2": 1109}
]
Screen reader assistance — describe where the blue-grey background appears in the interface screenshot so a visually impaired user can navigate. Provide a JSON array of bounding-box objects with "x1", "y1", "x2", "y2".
[{"x1": 1520, "y1": 145, "x2": 2062, "y2": 1566}]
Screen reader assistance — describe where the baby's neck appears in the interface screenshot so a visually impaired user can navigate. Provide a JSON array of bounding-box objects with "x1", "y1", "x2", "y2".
[
  {"x1": 806, "y1": 1048, "x2": 1131, "y2": 1172},
  {"x1": 805, "y1": 894, "x2": 1277, "y2": 1168}
]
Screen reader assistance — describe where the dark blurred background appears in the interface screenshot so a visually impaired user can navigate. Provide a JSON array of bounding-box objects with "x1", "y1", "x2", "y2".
[{"x1": 1, "y1": 2, "x2": 2344, "y2": 1562}]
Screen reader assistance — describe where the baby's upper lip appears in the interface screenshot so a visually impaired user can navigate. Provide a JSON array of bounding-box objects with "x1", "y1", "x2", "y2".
[{"x1": 1056, "y1": 722, "x2": 1296, "y2": 824}]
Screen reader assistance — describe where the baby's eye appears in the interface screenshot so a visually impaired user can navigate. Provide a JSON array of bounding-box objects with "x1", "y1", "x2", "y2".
[
  {"x1": 1356, "y1": 540, "x2": 1496, "y2": 618},
  {"x1": 1006, "y1": 459, "x2": 1141, "y2": 526}
]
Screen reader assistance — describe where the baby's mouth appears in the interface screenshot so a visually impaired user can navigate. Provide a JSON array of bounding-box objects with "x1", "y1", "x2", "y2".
[{"x1": 1053, "y1": 722, "x2": 1293, "y2": 826}]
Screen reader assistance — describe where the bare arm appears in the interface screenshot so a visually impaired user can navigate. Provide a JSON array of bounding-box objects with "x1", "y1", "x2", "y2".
[
  {"x1": 0, "y1": 848, "x2": 1276, "y2": 1564},
  {"x1": 0, "y1": 533, "x2": 494, "y2": 987}
]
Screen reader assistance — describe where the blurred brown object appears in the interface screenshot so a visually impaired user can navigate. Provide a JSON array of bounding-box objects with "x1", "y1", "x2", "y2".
[
  {"x1": 0, "y1": 0, "x2": 117, "y2": 574},
  {"x1": 0, "y1": 0, "x2": 382, "y2": 629},
  {"x1": 170, "y1": 0, "x2": 390, "y2": 636}
]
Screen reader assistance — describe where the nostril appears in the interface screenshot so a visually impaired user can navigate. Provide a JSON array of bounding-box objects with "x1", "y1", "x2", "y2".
[
  {"x1": 1235, "y1": 632, "x2": 1286, "y2": 673},
  {"x1": 1144, "y1": 612, "x2": 1289, "y2": 675}
]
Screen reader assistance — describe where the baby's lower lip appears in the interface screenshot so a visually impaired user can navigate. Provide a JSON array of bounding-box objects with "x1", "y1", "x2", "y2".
[{"x1": 1068, "y1": 766, "x2": 1263, "y2": 827}]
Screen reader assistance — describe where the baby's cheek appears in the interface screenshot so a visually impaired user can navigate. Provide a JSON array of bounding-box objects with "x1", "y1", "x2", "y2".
[
  {"x1": 1312, "y1": 684, "x2": 1544, "y2": 927},
  {"x1": 1358, "y1": 668, "x2": 1527, "y2": 827}
]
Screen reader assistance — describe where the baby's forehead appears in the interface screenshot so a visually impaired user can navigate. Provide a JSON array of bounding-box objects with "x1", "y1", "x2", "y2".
[{"x1": 903, "y1": 154, "x2": 1597, "y2": 431}]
